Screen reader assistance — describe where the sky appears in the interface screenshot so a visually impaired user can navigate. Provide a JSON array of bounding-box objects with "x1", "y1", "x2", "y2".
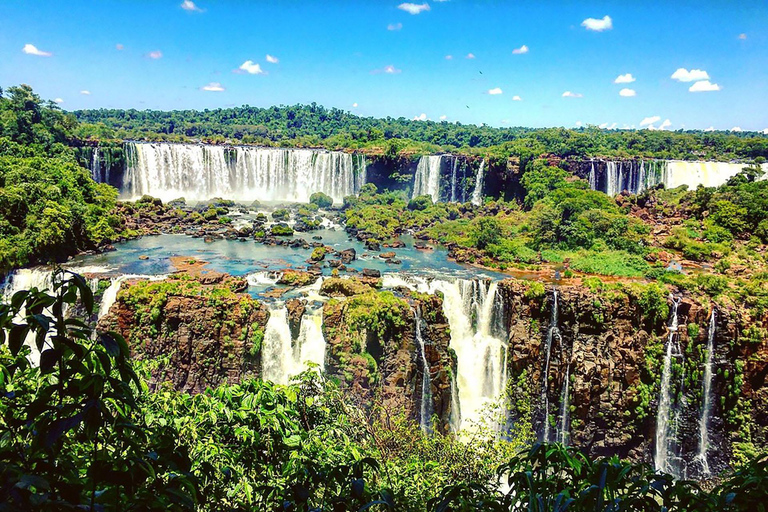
[{"x1": 1, "y1": 0, "x2": 767, "y2": 131}]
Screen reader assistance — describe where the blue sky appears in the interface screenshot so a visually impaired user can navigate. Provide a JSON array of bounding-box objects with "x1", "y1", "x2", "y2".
[{"x1": 1, "y1": 0, "x2": 766, "y2": 131}]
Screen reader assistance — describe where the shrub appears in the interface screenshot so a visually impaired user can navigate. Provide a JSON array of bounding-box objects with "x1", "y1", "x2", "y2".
[{"x1": 309, "y1": 191, "x2": 333, "y2": 208}]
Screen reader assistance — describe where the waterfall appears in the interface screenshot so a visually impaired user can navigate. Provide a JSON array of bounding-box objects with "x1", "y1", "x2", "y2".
[
  {"x1": 471, "y1": 160, "x2": 486, "y2": 206},
  {"x1": 450, "y1": 157, "x2": 459, "y2": 203},
  {"x1": 592, "y1": 159, "x2": 767, "y2": 196},
  {"x1": 381, "y1": 275, "x2": 507, "y2": 431},
  {"x1": 557, "y1": 362, "x2": 571, "y2": 445},
  {"x1": 663, "y1": 161, "x2": 768, "y2": 189},
  {"x1": 123, "y1": 142, "x2": 366, "y2": 203},
  {"x1": 261, "y1": 303, "x2": 325, "y2": 385},
  {"x1": 541, "y1": 290, "x2": 560, "y2": 442},
  {"x1": 697, "y1": 309, "x2": 717, "y2": 476},
  {"x1": 295, "y1": 306, "x2": 326, "y2": 373},
  {"x1": 655, "y1": 296, "x2": 683, "y2": 477},
  {"x1": 414, "y1": 308, "x2": 434, "y2": 432},
  {"x1": 412, "y1": 155, "x2": 443, "y2": 202},
  {"x1": 2, "y1": 268, "x2": 54, "y2": 364},
  {"x1": 261, "y1": 305, "x2": 297, "y2": 385},
  {"x1": 449, "y1": 371, "x2": 462, "y2": 432},
  {"x1": 91, "y1": 147, "x2": 101, "y2": 182}
]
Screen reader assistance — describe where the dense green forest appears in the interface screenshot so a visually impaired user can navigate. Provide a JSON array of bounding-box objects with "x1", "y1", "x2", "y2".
[
  {"x1": 0, "y1": 85, "x2": 120, "y2": 273},
  {"x1": 1, "y1": 273, "x2": 767, "y2": 510},
  {"x1": 74, "y1": 104, "x2": 768, "y2": 161}
]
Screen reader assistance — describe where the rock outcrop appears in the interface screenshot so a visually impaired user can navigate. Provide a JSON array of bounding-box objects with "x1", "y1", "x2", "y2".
[{"x1": 98, "y1": 273, "x2": 269, "y2": 393}]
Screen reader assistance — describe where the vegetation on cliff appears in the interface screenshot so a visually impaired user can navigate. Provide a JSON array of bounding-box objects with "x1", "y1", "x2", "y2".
[{"x1": 2, "y1": 273, "x2": 768, "y2": 510}]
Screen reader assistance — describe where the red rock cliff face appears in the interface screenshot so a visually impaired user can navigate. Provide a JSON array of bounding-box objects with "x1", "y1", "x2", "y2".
[
  {"x1": 98, "y1": 273, "x2": 269, "y2": 393},
  {"x1": 320, "y1": 284, "x2": 456, "y2": 434},
  {"x1": 499, "y1": 278, "x2": 768, "y2": 477}
]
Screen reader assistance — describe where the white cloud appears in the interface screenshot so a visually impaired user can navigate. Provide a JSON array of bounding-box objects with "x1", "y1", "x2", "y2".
[
  {"x1": 54, "y1": 98, "x2": 64, "y2": 103},
  {"x1": 619, "y1": 88, "x2": 636, "y2": 97},
  {"x1": 671, "y1": 68, "x2": 709, "y2": 82},
  {"x1": 599, "y1": 122, "x2": 608, "y2": 129},
  {"x1": 181, "y1": 0, "x2": 203, "y2": 12},
  {"x1": 466, "y1": 53, "x2": 476, "y2": 59},
  {"x1": 266, "y1": 54, "x2": 279, "y2": 64},
  {"x1": 512, "y1": 95, "x2": 522, "y2": 101},
  {"x1": 731, "y1": 126, "x2": 743, "y2": 132},
  {"x1": 201, "y1": 82, "x2": 225, "y2": 92},
  {"x1": 574, "y1": 121, "x2": 583, "y2": 128},
  {"x1": 22, "y1": 43, "x2": 52, "y2": 57},
  {"x1": 398, "y1": 3, "x2": 430, "y2": 15},
  {"x1": 487, "y1": 87, "x2": 503, "y2": 95},
  {"x1": 352, "y1": 102, "x2": 358, "y2": 108},
  {"x1": 387, "y1": 22, "x2": 403, "y2": 31},
  {"x1": 562, "y1": 91, "x2": 583, "y2": 98},
  {"x1": 640, "y1": 115, "x2": 660, "y2": 127},
  {"x1": 614, "y1": 73, "x2": 635, "y2": 84},
  {"x1": 659, "y1": 119, "x2": 672, "y2": 130},
  {"x1": 439, "y1": 115, "x2": 447, "y2": 120},
  {"x1": 148, "y1": 50, "x2": 163, "y2": 59},
  {"x1": 581, "y1": 15, "x2": 612, "y2": 31},
  {"x1": 371, "y1": 64, "x2": 402, "y2": 74},
  {"x1": 413, "y1": 113, "x2": 428, "y2": 121},
  {"x1": 739, "y1": 33, "x2": 747, "y2": 40},
  {"x1": 115, "y1": 43, "x2": 124, "y2": 50},
  {"x1": 704, "y1": 126, "x2": 716, "y2": 132},
  {"x1": 512, "y1": 44, "x2": 529, "y2": 54},
  {"x1": 444, "y1": 55, "x2": 453, "y2": 60},
  {"x1": 762, "y1": 128, "x2": 768, "y2": 134},
  {"x1": 239, "y1": 60, "x2": 266, "y2": 74},
  {"x1": 80, "y1": 90, "x2": 91, "y2": 95},
  {"x1": 689, "y1": 80, "x2": 720, "y2": 92}
]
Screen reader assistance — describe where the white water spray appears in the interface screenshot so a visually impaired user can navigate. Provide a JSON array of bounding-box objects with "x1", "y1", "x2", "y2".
[{"x1": 124, "y1": 142, "x2": 366, "y2": 204}]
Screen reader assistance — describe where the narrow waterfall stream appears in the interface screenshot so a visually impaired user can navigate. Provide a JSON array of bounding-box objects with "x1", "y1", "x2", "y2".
[
  {"x1": 414, "y1": 308, "x2": 434, "y2": 432},
  {"x1": 655, "y1": 296, "x2": 683, "y2": 477},
  {"x1": 470, "y1": 160, "x2": 486, "y2": 206},
  {"x1": 541, "y1": 290, "x2": 560, "y2": 442},
  {"x1": 2, "y1": 268, "x2": 54, "y2": 364},
  {"x1": 588, "y1": 159, "x2": 596, "y2": 190},
  {"x1": 557, "y1": 360, "x2": 571, "y2": 445},
  {"x1": 697, "y1": 310, "x2": 717, "y2": 476}
]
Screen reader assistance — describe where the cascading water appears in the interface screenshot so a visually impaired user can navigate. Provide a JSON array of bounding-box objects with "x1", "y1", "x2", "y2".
[
  {"x1": 541, "y1": 290, "x2": 560, "y2": 442},
  {"x1": 123, "y1": 142, "x2": 366, "y2": 203},
  {"x1": 295, "y1": 306, "x2": 326, "y2": 373},
  {"x1": 381, "y1": 275, "x2": 507, "y2": 431},
  {"x1": 412, "y1": 155, "x2": 443, "y2": 202},
  {"x1": 471, "y1": 160, "x2": 486, "y2": 206},
  {"x1": 697, "y1": 309, "x2": 717, "y2": 476},
  {"x1": 591, "y1": 159, "x2": 767, "y2": 196},
  {"x1": 557, "y1": 359, "x2": 571, "y2": 445},
  {"x1": 261, "y1": 303, "x2": 326, "y2": 385},
  {"x1": 664, "y1": 161, "x2": 768, "y2": 190},
  {"x1": 413, "y1": 308, "x2": 434, "y2": 432},
  {"x1": 449, "y1": 157, "x2": 459, "y2": 203},
  {"x1": 1, "y1": 268, "x2": 54, "y2": 364},
  {"x1": 655, "y1": 296, "x2": 684, "y2": 477}
]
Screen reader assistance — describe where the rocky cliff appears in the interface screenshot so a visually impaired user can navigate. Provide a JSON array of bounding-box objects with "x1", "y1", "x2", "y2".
[
  {"x1": 499, "y1": 278, "x2": 768, "y2": 478},
  {"x1": 98, "y1": 272, "x2": 269, "y2": 393}
]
